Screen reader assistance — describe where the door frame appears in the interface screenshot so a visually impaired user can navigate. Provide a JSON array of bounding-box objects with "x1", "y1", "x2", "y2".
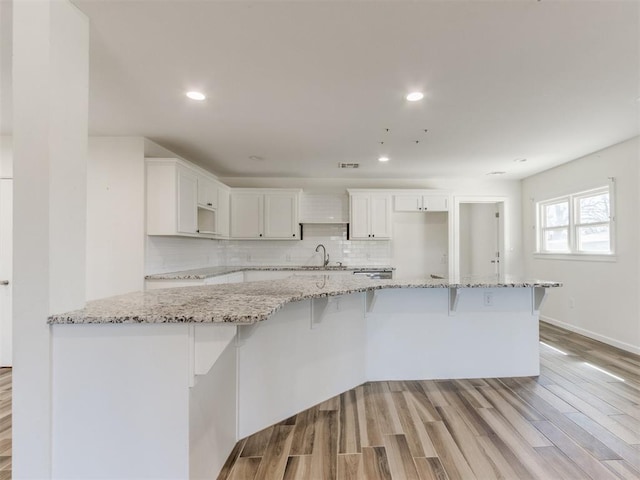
[
  {"x1": 451, "y1": 195, "x2": 508, "y2": 279},
  {"x1": 0, "y1": 179, "x2": 11, "y2": 366}
]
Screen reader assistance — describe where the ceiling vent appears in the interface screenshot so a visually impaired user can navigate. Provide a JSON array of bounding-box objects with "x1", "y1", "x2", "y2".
[{"x1": 338, "y1": 162, "x2": 360, "y2": 169}]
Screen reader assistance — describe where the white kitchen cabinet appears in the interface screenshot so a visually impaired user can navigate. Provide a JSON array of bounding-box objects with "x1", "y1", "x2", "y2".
[
  {"x1": 230, "y1": 192, "x2": 263, "y2": 238},
  {"x1": 231, "y1": 189, "x2": 301, "y2": 240},
  {"x1": 264, "y1": 192, "x2": 299, "y2": 239},
  {"x1": 197, "y1": 176, "x2": 218, "y2": 209},
  {"x1": 394, "y1": 193, "x2": 449, "y2": 212},
  {"x1": 177, "y1": 168, "x2": 198, "y2": 234},
  {"x1": 348, "y1": 191, "x2": 391, "y2": 239},
  {"x1": 243, "y1": 271, "x2": 293, "y2": 282},
  {"x1": 217, "y1": 186, "x2": 230, "y2": 238},
  {"x1": 146, "y1": 158, "x2": 228, "y2": 238}
]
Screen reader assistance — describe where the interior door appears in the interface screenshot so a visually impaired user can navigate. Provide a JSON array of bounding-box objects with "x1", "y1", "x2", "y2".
[
  {"x1": 0, "y1": 180, "x2": 12, "y2": 366},
  {"x1": 458, "y1": 202, "x2": 501, "y2": 276}
]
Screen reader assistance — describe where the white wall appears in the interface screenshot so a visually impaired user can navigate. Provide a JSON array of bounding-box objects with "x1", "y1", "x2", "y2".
[
  {"x1": 392, "y1": 212, "x2": 448, "y2": 279},
  {"x1": 12, "y1": 1, "x2": 89, "y2": 477},
  {"x1": 222, "y1": 177, "x2": 524, "y2": 276},
  {"x1": 459, "y1": 204, "x2": 472, "y2": 275},
  {"x1": 0, "y1": 138, "x2": 12, "y2": 366},
  {"x1": 522, "y1": 136, "x2": 640, "y2": 353},
  {"x1": 86, "y1": 137, "x2": 145, "y2": 300},
  {"x1": 0, "y1": 136, "x2": 11, "y2": 178}
]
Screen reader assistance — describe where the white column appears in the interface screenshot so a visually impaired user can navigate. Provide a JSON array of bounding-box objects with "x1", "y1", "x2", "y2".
[{"x1": 12, "y1": 0, "x2": 88, "y2": 477}]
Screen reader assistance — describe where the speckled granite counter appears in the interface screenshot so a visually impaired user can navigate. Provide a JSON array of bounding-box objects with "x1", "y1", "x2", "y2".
[
  {"x1": 49, "y1": 274, "x2": 561, "y2": 325},
  {"x1": 144, "y1": 265, "x2": 394, "y2": 280}
]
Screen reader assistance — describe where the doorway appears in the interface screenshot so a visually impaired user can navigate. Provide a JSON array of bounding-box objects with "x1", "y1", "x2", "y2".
[
  {"x1": 0, "y1": 179, "x2": 10, "y2": 366},
  {"x1": 456, "y1": 198, "x2": 505, "y2": 277}
]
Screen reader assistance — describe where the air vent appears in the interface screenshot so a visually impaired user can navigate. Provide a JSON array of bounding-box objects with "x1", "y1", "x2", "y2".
[{"x1": 338, "y1": 162, "x2": 360, "y2": 169}]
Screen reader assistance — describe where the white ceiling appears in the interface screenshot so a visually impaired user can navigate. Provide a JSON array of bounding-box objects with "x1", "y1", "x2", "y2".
[{"x1": 9, "y1": 1, "x2": 640, "y2": 179}]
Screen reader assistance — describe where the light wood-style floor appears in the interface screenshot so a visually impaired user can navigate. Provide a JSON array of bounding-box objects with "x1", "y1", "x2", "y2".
[
  {"x1": 0, "y1": 368, "x2": 10, "y2": 480},
  {"x1": 218, "y1": 322, "x2": 640, "y2": 480}
]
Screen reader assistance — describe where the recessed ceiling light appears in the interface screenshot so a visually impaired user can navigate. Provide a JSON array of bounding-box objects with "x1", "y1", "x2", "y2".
[
  {"x1": 486, "y1": 171, "x2": 506, "y2": 176},
  {"x1": 186, "y1": 91, "x2": 206, "y2": 101},
  {"x1": 406, "y1": 92, "x2": 424, "y2": 102},
  {"x1": 248, "y1": 155, "x2": 264, "y2": 161},
  {"x1": 513, "y1": 158, "x2": 528, "y2": 163},
  {"x1": 378, "y1": 156, "x2": 390, "y2": 162}
]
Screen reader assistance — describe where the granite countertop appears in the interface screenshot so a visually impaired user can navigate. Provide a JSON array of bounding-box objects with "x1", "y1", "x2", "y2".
[
  {"x1": 144, "y1": 265, "x2": 395, "y2": 280},
  {"x1": 145, "y1": 265, "x2": 395, "y2": 280},
  {"x1": 49, "y1": 274, "x2": 561, "y2": 325}
]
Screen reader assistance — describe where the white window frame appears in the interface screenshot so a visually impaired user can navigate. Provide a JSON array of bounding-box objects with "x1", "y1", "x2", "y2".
[{"x1": 535, "y1": 181, "x2": 616, "y2": 262}]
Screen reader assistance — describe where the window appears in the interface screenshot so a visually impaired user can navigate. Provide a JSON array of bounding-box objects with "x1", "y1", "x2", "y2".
[{"x1": 537, "y1": 185, "x2": 613, "y2": 255}]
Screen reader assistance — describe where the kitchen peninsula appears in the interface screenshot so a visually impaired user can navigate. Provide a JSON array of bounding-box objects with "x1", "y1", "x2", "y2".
[{"x1": 48, "y1": 274, "x2": 560, "y2": 479}]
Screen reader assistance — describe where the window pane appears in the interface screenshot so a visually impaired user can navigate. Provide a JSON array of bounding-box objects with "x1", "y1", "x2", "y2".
[
  {"x1": 544, "y1": 202, "x2": 569, "y2": 227},
  {"x1": 578, "y1": 193, "x2": 609, "y2": 224},
  {"x1": 577, "y1": 225, "x2": 610, "y2": 252},
  {"x1": 544, "y1": 228, "x2": 568, "y2": 252}
]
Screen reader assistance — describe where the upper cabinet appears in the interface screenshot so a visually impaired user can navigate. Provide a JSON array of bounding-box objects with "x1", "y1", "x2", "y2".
[
  {"x1": 394, "y1": 192, "x2": 450, "y2": 212},
  {"x1": 197, "y1": 176, "x2": 218, "y2": 209},
  {"x1": 231, "y1": 189, "x2": 301, "y2": 239},
  {"x1": 146, "y1": 158, "x2": 229, "y2": 238},
  {"x1": 348, "y1": 191, "x2": 392, "y2": 239}
]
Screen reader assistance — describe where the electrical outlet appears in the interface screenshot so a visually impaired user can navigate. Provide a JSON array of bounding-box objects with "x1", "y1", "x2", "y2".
[
  {"x1": 569, "y1": 297, "x2": 575, "y2": 309},
  {"x1": 285, "y1": 254, "x2": 291, "y2": 262},
  {"x1": 246, "y1": 253, "x2": 252, "y2": 262},
  {"x1": 484, "y1": 291, "x2": 494, "y2": 306}
]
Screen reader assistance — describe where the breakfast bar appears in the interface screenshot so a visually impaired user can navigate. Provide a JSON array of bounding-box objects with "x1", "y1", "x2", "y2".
[{"x1": 48, "y1": 274, "x2": 560, "y2": 479}]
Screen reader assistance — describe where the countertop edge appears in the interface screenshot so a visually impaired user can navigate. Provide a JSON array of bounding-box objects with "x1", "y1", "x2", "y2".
[
  {"x1": 48, "y1": 280, "x2": 562, "y2": 325},
  {"x1": 145, "y1": 265, "x2": 396, "y2": 280}
]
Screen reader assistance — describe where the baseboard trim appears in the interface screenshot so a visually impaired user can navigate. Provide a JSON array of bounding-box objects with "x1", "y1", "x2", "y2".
[{"x1": 540, "y1": 316, "x2": 640, "y2": 356}]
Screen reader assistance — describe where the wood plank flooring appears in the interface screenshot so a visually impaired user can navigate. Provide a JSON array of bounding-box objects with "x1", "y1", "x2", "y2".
[
  {"x1": 0, "y1": 369, "x2": 10, "y2": 480},
  {"x1": 218, "y1": 323, "x2": 640, "y2": 480}
]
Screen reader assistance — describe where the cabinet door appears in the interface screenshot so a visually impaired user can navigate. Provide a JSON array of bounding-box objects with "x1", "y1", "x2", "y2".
[
  {"x1": 217, "y1": 188, "x2": 230, "y2": 237},
  {"x1": 177, "y1": 168, "x2": 198, "y2": 234},
  {"x1": 350, "y1": 195, "x2": 370, "y2": 239},
  {"x1": 197, "y1": 176, "x2": 218, "y2": 208},
  {"x1": 370, "y1": 195, "x2": 392, "y2": 238},
  {"x1": 422, "y1": 195, "x2": 449, "y2": 212},
  {"x1": 231, "y1": 193, "x2": 263, "y2": 238},
  {"x1": 394, "y1": 195, "x2": 422, "y2": 212},
  {"x1": 264, "y1": 192, "x2": 299, "y2": 239}
]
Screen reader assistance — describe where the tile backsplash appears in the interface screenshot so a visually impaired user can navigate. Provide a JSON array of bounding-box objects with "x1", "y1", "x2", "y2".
[
  {"x1": 145, "y1": 224, "x2": 391, "y2": 274},
  {"x1": 225, "y1": 224, "x2": 391, "y2": 267},
  {"x1": 145, "y1": 236, "x2": 224, "y2": 275},
  {"x1": 300, "y1": 193, "x2": 349, "y2": 223}
]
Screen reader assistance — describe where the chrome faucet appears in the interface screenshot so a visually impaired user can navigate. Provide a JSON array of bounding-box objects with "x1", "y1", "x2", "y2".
[{"x1": 315, "y1": 244, "x2": 329, "y2": 267}]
